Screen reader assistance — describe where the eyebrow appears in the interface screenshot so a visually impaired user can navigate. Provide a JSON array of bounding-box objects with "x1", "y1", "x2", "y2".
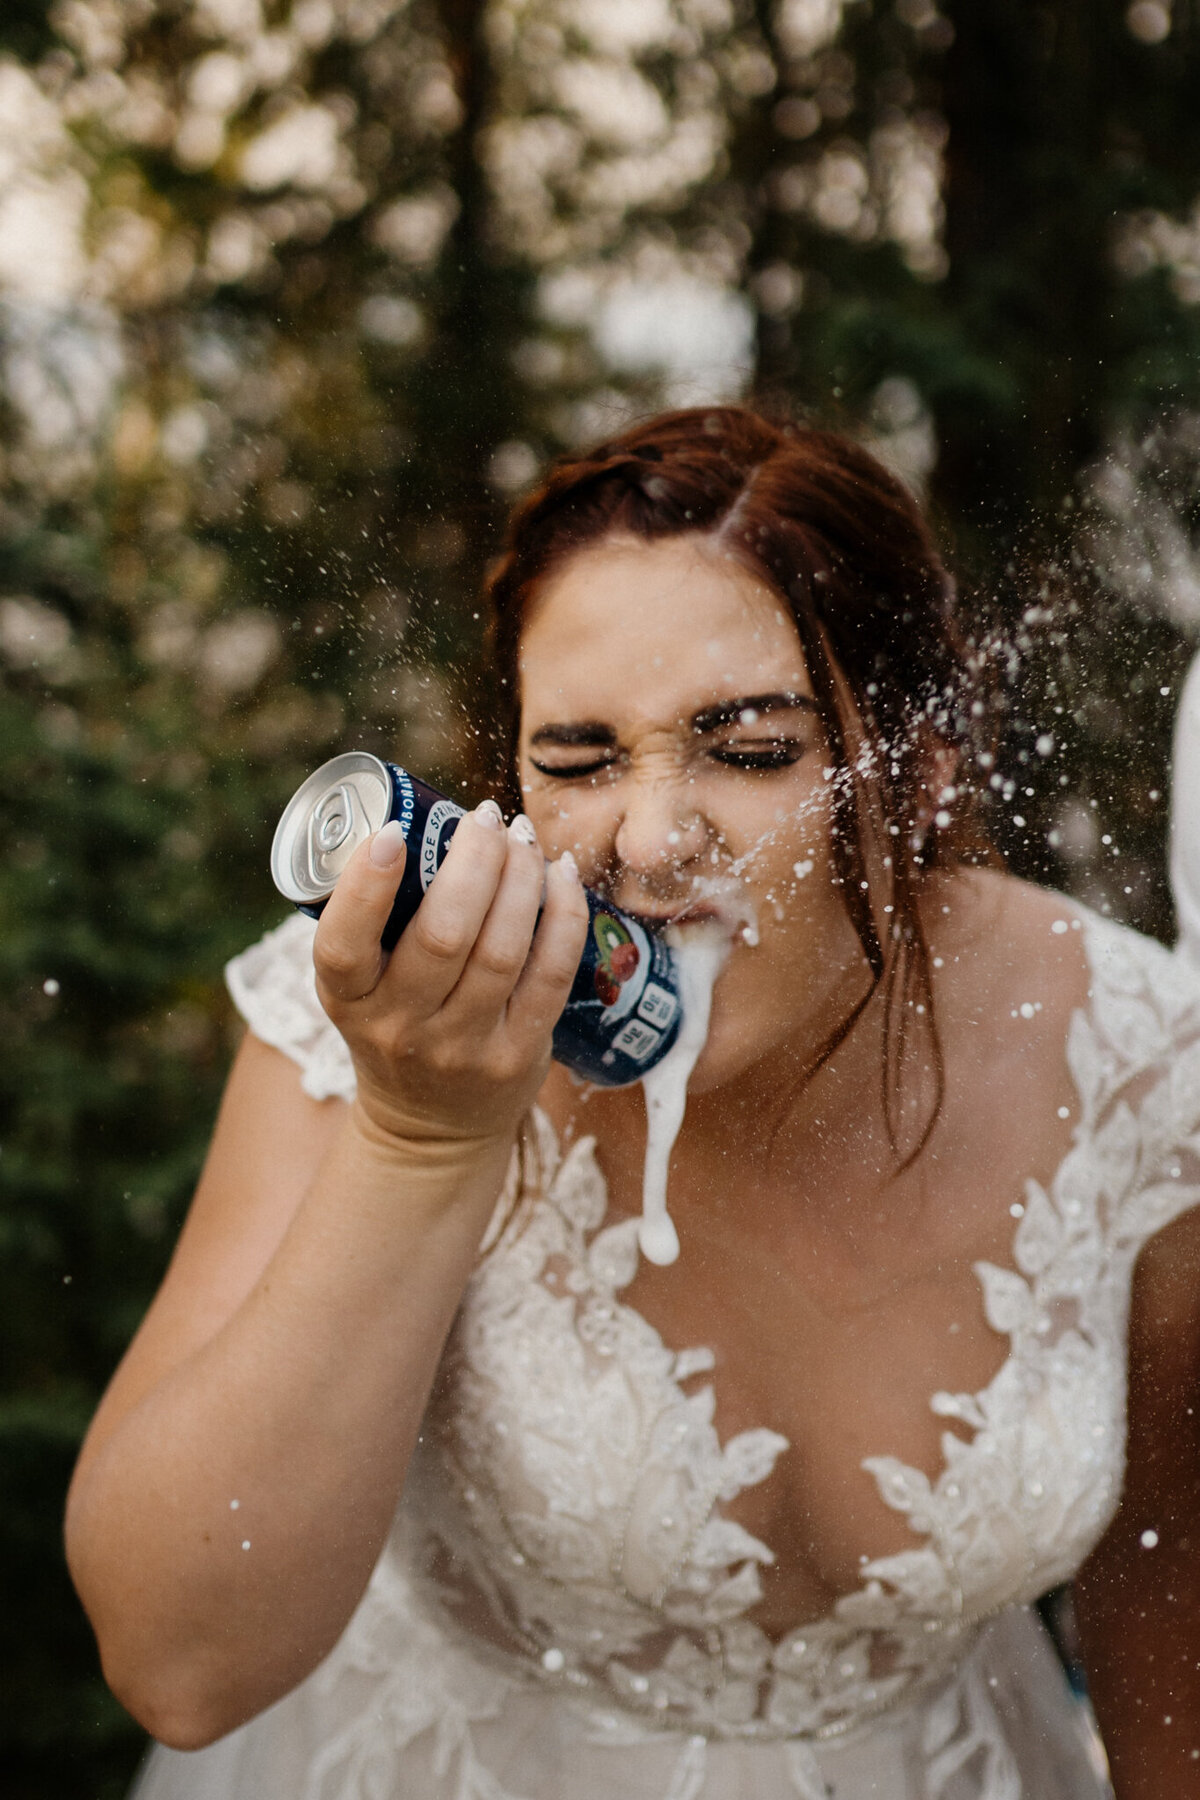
[
  {"x1": 690, "y1": 691, "x2": 819, "y2": 735},
  {"x1": 528, "y1": 721, "x2": 617, "y2": 748},
  {"x1": 527, "y1": 692, "x2": 819, "y2": 750}
]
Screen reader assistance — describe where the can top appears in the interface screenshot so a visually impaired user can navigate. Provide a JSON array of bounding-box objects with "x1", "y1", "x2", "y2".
[{"x1": 271, "y1": 750, "x2": 393, "y2": 904}]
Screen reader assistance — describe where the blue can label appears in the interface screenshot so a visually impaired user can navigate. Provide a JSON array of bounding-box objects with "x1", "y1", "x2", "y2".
[
  {"x1": 552, "y1": 891, "x2": 682, "y2": 1085},
  {"x1": 376, "y1": 765, "x2": 464, "y2": 950},
  {"x1": 420, "y1": 799, "x2": 462, "y2": 893},
  {"x1": 374, "y1": 763, "x2": 684, "y2": 1083},
  {"x1": 393, "y1": 767, "x2": 416, "y2": 841}
]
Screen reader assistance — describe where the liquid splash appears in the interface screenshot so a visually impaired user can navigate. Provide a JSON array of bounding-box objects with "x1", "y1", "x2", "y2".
[{"x1": 637, "y1": 912, "x2": 741, "y2": 1266}]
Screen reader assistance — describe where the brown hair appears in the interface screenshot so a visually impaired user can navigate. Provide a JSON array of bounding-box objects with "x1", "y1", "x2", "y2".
[{"x1": 482, "y1": 406, "x2": 992, "y2": 1159}]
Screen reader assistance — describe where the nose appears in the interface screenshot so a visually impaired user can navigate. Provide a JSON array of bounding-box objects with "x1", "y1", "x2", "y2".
[{"x1": 614, "y1": 773, "x2": 709, "y2": 883}]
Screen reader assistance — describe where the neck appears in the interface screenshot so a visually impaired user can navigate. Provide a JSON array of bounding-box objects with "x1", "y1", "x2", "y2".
[
  {"x1": 547, "y1": 867, "x2": 973, "y2": 1230},
  {"x1": 682, "y1": 971, "x2": 907, "y2": 1195}
]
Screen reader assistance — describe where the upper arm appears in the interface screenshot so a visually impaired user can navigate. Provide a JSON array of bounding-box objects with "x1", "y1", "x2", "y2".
[
  {"x1": 1074, "y1": 1203, "x2": 1200, "y2": 1791},
  {"x1": 74, "y1": 1030, "x2": 347, "y2": 1485}
]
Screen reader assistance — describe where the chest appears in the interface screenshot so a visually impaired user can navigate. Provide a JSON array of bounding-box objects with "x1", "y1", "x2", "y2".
[
  {"x1": 625, "y1": 1247, "x2": 1021, "y2": 1618},
  {"x1": 584, "y1": 1077, "x2": 1080, "y2": 1603},
  {"x1": 395, "y1": 917, "x2": 1200, "y2": 1738},
  {"x1": 425, "y1": 1125, "x2": 1133, "y2": 1649}
]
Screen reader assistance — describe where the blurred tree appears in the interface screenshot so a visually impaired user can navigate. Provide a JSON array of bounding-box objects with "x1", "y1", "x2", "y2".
[{"x1": 7, "y1": 3, "x2": 1200, "y2": 1793}]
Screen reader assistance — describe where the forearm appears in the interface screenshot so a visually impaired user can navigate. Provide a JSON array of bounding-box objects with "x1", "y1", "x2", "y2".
[{"x1": 65, "y1": 1107, "x2": 512, "y2": 1747}]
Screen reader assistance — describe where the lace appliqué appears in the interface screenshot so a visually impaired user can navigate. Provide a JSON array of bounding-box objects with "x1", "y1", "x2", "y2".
[
  {"x1": 404, "y1": 916, "x2": 1200, "y2": 1754},
  {"x1": 225, "y1": 915, "x2": 356, "y2": 1103},
  {"x1": 222, "y1": 908, "x2": 1196, "y2": 1788},
  {"x1": 848, "y1": 917, "x2": 1200, "y2": 1649},
  {"x1": 296, "y1": 1543, "x2": 524, "y2": 1800},
  {"x1": 416, "y1": 1108, "x2": 804, "y2": 1736}
]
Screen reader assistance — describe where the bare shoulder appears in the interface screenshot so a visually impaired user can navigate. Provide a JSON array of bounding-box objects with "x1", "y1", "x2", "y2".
[
  {"x1": 75, "y1": 1031, "x2": 347, "y2": 1477},
  {"x1": 927, "y1": 865, "x2": 1093, "y2": 1038},
  {"x1": 938, "y1": 862, "x2": 1086, "y2": 946}
]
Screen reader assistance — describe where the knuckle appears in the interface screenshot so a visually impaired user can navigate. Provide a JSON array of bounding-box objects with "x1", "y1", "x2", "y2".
[
  {"x1": 485, "y1": 1043, "x2": 524, "y2": 1087},
  {"x1": 314, "y1": 937, "x2": 363, "y2": 988},
  {"x1": 474, "y1": 940, "x2": 525, "y2": 983},
  {"x1": 412, "y1": 916, "x2": 469, "y2": 964},
  {"x1": 548, "y1": 949, "x2": 582, "y2": 990},
  {"x1": 424, "y1": 1033, "x2": 466, "y2": 1078},
  {"x1": 313, "y1": 983, "x2": 344, "y2": 1027}
]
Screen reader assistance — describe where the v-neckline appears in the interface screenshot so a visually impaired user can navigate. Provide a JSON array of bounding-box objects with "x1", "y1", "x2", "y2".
[{"x1": 523, "y1": 905, "x2": 1122, "y2": 1637}]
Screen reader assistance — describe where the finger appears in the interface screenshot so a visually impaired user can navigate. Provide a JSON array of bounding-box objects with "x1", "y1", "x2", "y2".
[
  {"x1": 438, "y1": 814, "x2": 547, "y2": 1021},
  {"x1": 313, "y1": 820, "x2": 409, "y2": 1004},
  {"x1": 382, "y1": 799, "x2": 510, "y2": 1011},
  {"x1": 505, "y1": 851, "x2": 590, "y2": 1053}
]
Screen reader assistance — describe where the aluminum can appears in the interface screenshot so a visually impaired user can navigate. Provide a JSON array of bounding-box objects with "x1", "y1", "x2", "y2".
[{"x1": 271, "y1": 752, "x2": 684, "y2": 1086}]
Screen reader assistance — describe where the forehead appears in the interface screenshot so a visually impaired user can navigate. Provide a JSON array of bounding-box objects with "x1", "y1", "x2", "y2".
[{"x1": 517, "y1": 534, "x2": 811, "y2": 724}]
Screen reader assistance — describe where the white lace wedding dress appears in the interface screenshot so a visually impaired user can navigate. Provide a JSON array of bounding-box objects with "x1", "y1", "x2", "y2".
[{"x1": 124, "y1": 876, "x2": 1200, "y2": 1800}]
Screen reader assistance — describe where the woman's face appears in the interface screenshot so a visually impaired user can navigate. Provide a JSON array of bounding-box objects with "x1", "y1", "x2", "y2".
[{"x1": 516, "y1": 533, "x2": 869, "y2": 1092}]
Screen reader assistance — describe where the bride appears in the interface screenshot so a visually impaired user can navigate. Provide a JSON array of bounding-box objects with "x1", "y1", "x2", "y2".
[{"x1": 65, "y1": 408, "x2": 1200, "y2": 1798}]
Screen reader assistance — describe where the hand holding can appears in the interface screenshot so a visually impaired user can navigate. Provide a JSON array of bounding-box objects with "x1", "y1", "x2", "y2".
[
  {"x1": 294, "y1": 782, "x2": 583, "y2": 1146},
  {"x1": 271, "y1": 753, "x2": 686, "y2": 1088}
]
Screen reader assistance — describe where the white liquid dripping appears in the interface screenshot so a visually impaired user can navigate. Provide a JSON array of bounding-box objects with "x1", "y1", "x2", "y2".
[{"x1": 637, "y1": 923, "x2": 730, "y2": 1266}]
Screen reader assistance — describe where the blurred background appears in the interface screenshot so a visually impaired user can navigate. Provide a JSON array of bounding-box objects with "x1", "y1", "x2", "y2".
[{"x1": 5, "y1": 1, "x2": 1200, "y2": 1792}]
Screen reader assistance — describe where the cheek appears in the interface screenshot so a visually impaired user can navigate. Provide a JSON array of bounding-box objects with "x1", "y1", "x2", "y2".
[
  {"x1": 732, "y1": 775, "x2": 837, "y2": 894},
  {"x1": 521, "y1": 780, "x2": 615, "y2": 867}
]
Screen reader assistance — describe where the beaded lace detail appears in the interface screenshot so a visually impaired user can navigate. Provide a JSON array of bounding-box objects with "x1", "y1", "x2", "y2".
[{"x1": 224, "y1": 908, "x2": 1200, "y2": 1792}]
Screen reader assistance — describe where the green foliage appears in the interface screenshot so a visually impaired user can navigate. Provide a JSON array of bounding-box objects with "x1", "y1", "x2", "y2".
[
  {"x1": 0, "y1": 516, "x2": 286, "y2": 1787},
  {"x1": 0, "y1": 0, "x2": 56, "y2": 63},
  {"x1": 6, "y1": 2, "x2": 1200, "y2": 1793}
]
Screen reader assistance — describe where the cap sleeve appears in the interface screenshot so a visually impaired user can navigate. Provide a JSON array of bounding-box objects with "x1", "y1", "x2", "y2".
[
  {"x1": 1073, "y1": 914, "x2": 1200, "y2": 1262},
  {"x1": 225, "y1": 914, "x2": 356, "y2": 1103}
]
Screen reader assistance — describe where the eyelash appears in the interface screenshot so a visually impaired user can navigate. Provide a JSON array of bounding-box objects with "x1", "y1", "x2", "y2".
[
  {"x1": 709, "y1": 744, "x2": 807, "y2": 770},
  {"x1": 529, "y1": 742, "x2": 808, "y2": 780}
]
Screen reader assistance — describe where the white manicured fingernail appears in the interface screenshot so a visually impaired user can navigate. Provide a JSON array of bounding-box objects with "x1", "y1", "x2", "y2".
[
  {"x1": 510, "y1": 814, "x2": 538, "y2": 846},
  {"x1": 369, "y1": 820, "x2": 406, "y2": 869},
  {"x1": 474, "y1": 799, "x2": 504, "y2": 829},
  {"x1": 558, "y1": 849, "x2": 580, "y2": 884}
]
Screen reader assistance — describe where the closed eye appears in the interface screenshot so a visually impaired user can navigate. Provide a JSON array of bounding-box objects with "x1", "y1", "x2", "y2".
[
  {"x1": 708, "y1": 741, "x2": 809, "y2": 770},
  {"x1": 528, "y1": 756, "x2": 618, "y2": 780}
]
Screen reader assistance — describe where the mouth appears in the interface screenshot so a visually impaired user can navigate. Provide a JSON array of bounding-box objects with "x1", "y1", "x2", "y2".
[
  {"x1": 629, "y1": 903, "x2": 722, "y2": 929},
  {"x1": 622, "y1": 882, "x2": 759, "y2": 946}
]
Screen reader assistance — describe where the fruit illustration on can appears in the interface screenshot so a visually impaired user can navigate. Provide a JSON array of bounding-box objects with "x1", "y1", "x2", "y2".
[{"x1": 592, "y1": 912, "x2": 640, "y2": 1006}]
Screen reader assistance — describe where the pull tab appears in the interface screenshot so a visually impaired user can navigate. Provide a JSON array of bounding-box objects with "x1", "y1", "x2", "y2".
[{"x1": 307, "y1": 783, "x2": 368, "y2": 884}]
